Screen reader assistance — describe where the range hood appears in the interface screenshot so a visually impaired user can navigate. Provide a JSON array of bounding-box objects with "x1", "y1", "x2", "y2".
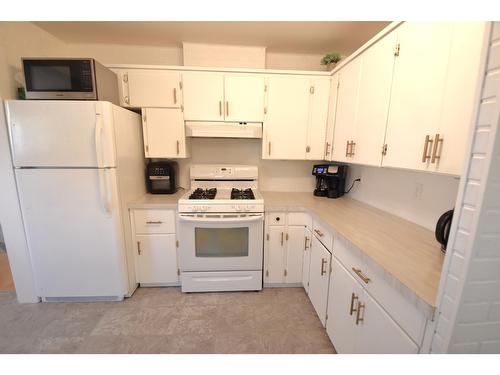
[{"x1": 185, "y1": 121, "x2": 263, "y2": 139}]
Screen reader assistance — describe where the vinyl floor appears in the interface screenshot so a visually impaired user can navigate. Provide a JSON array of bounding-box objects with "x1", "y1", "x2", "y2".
[{"x1": 0, "y1": 287, "x2": 336, "y2": 354}]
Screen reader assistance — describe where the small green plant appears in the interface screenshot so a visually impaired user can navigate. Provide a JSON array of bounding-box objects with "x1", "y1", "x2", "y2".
[{"x1": 321, "y1": 52, "x2": 342, "y2": 66}]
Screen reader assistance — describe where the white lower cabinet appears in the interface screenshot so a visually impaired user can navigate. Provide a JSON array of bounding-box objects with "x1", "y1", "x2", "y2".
[
  {"x1": 308, "y1": 236, "x2": 332, "y2": 326},
  {"x1": 264, "y1": 225, "x2": 286, "y2": 284},
  {"x1": 130, "y1": 209, "x2": 180, "y2": 286},
  {"x1": 326, "y1": 257, "x2": 418, "y2": 353}
]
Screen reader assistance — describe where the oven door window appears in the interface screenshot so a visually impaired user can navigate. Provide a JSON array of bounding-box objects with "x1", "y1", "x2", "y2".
[{"x1": 195, "y1": 227, "x2": 249, "y2": 257}]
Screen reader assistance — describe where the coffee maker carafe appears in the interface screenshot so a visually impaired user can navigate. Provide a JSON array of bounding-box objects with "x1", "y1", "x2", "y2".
[{"x1": 312, "y1": 164, "x2": 348, "y2": 199}]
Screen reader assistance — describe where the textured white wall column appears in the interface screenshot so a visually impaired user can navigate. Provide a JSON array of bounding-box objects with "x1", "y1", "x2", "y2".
[{"x1": 431, "y1": 22, "x2": 500, "y2": 353}]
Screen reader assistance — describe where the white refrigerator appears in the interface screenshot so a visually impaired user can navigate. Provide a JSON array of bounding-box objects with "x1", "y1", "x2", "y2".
[{"x1": 5, "y1": 100, "x2": 145, "y2": 301}]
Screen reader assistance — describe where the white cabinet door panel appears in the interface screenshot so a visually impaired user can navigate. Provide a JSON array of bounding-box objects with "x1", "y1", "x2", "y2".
[
  {"x1": 135, "y1": 234, "x2": 179, "y2": 284},
  {"x1": 265, "y1": 226, "x2": 286, "y2": 284},
  {"x1": 383, "y1": 22, "x2": 453, "y2": 171},
  {"x1": 356, "y1": 291, "x2": 419, "y2": 354},
  {"x1": 264, "y1": 76, "x2": 310, "y2": 159},
  {"x1": 127, "y1": 70, "x2": 181, "y2": 108},
  {"x1": 142, "y1": 108, "x2": 187, "y2": 158},
  {"x1": 326, "y1": 257, "x2": 362, "y2": 353},
  {"x1": 307, "y1": 78, "x2": 331, "y2": 160},
  {"x1": 183, "y1": 72, "x2": 224, "y2": 121},
  {"x1": 224, "y1": 75, "x2": 265, "y2": 122},
  {"x1": 354, "y1": 32, "x2": 396, "y2": 166},
  {"x1": 308, "y1": 236, "x2": 332, "y2": 326},
  {"x1": 285, "y1": 226, "x2": 305, "y2": 284},
  {"x1": 325, "y1": 73, "x2": 339, "y2": 161}
]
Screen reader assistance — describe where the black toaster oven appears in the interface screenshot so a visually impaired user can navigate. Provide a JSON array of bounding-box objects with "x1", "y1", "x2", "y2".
[{"x1": 146, "y1": 161, "x2": 177, "y2": 194}]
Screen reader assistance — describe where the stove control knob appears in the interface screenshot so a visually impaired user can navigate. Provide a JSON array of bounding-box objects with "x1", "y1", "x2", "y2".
[
  {"x1": 201, "y1": 206, "x2": 208, "y2": 212},
  {"x1": 236, "y1": 205, "x2": 242, "y2": 212},
  {"x1": 244, "y1": 206, "x2": 251, "y2": 212}
]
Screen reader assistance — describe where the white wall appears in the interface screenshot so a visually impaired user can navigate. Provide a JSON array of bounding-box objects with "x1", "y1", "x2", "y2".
[
  {"x1": 346, "y1": 165, "x2": 459, "y2": 231},
  {"x1": 0, "y1": 22, "x2": 68, "y2": 99},
  {"x1": 174, "y1": 138, "x2": 320, "y2": 192},
  {"x1": 432, "y1": 22, "x2": 500, "y2": 354},
  {"x1": 266, "y1": 51, "x2": 325, "y2": 71},
  {"x1": 183, "y1": 42, "x2": 266, "y2": 69}
]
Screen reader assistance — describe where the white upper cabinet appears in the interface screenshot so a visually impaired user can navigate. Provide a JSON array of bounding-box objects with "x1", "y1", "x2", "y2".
[
  {"x1": 324, "y1": 73, "x2": 339, "y2": 161},
  {"x1": 142, "y1": 108, "x2": 189, "y2": 158},
  {"x1": 264, "y1": 76, "x2": 311, "y2": 159},
  {"x1": 331, "y1": 58, "x2": 362, "y2": 163},
  {"x1": 354, "y1": 31, "x2": 397, "y2": 166},
  {"x1": 434, "y1": 22, "x2": 487, "y2": 175},
  {"x1": 182, "y1": 72, "x2": 225, "y2": 121},
  {"x1": 382, "y1": 22, "x2": 454, "y2": 172},
  {"x1": 224, "y1": 75, "x2": 265, "y2": 122},
  {"x1": 307, "y1": 78, "x2": 331, "y2": 160},
  {"x1": 264, "y1": 75, "x2": 330, "y2": 160},
  {"x1": 122, "y1": 70, "x2": 182, "y2": 108},
  {"x1": 183, "y1": 72, "x2": 265, "y2": 122}
]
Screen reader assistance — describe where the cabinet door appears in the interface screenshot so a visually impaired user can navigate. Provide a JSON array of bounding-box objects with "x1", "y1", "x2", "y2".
[
  {"x1": 224, "y1": 75, "x2": 265, "y2": 122},
  {"x1": 127, "y1": 70, "x2": 181, "y2": 108},
  {"x1": 183, "y1": 72, "x2": 224, "y2": 121},
  {"x1": 308, "y1": 236, "x2": 332, "y2": 326},
  {"x1": 263, "y1": 76, "x2": 310, "y2": 159},
  {"x1": 354, "y1": 32, "x2": 396, "y2": 166},
  {"x1": 307, "y1": 78, "x2": 331, "y2": 160},
  {"x1": 331, "y1": 58, "x2": 362, "y2": 163},
  {"x1": 324, "y1": 73, "x2": 339, "y2": 161},
  {"x1": 326, "y1": 257, "x2": 362, "y2": 354},
  {"x1": 135, "y1": 234, "x2": 179, "y2": 284},
  {"x1": 382, "y1": 22, "x2": 453, "y2": 171},
  {"x1": 435, "y1": 22, "x2": 486, "y2": 175},
  {"x1": 285, "y1": 226, "x2": 305, "y2": 284},
  {"x1": 302, "y1": 228, "x2": 312, "y2": 292},
  {"x1": 356, "y1": 290, "x2": 419, "y2": 353},
  {"x1": 264, "y1": 225, "x2": 286, "y2": 284},
  {"x1": 142, "y1": 108, "x2": 188, "y2": 158}
]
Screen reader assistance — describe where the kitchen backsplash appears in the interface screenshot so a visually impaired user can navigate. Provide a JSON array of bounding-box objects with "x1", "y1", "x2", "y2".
[{"x1": 173, "y1": 137, "x2": 460, "y2": 231}]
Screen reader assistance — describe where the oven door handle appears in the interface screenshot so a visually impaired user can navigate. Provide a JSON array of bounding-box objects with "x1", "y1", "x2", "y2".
[{"x1": 178, "y1": 214, "x2": 264, "y2": 223}]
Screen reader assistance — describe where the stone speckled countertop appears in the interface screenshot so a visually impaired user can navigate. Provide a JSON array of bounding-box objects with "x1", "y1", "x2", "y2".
[
  {"x1": 128, "y1": 191, "x2": 444, "y2": 311},
  {"x1": 262, "y1": 192, "x2": 444, "y2": 309}
]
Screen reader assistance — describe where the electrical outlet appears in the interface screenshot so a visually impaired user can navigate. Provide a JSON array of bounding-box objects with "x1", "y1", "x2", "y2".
[{"x1": 415, "y1": 182, "x2": 423, "y2": 200}]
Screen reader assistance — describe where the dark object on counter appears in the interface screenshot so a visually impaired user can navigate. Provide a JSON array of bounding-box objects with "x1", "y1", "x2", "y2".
[
  {"x1": 435, "y1": 209, "x2": 454, "y2": 253},
  {"x1": 146, "y1": 161, "x2": 178, "y2": 194},
  {"x1": 312, "y1": 164, "x2": 348, "y2": 199}
]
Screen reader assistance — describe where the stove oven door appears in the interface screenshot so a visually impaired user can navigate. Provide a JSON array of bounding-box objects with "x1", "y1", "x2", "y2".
[{"x1": 178, "y1": 213, "x2": 264, "y2": 271}]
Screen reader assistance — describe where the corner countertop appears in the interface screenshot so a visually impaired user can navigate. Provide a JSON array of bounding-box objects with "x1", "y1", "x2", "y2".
[
  {"x1": 128, "y1": 190, "x2": 186, "y2": 209},
  {"x1": 262, "y1": 192, "x2": 444, "y2": 309},
  {"x1": 128, "y1": 191, "x2": 444, "y2": 310}
]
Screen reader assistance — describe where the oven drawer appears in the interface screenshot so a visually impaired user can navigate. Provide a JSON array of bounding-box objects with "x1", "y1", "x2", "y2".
[
  {"x1": 181, "y1": 270, "x2": 262, "y2": 292},
  {"x1": 133, "y1": 209, "x2": 176, "y2": 234}
]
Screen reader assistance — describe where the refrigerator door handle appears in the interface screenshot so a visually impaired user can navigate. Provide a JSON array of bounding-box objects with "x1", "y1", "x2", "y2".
[
  {"x1": 98, "y1": 169, "x2": 111, "y2": 214},
  {"x1": 95, "y1": 113, "x2": 104, "y2": 168}
]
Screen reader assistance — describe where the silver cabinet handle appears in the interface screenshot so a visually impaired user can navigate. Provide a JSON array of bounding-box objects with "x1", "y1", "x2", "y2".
[
  {"x1": 352, "y1": 267, "x2": 371, "y2": 284},
  {"x1": 176, "y1": 140, "x2": 180, "y2": 155},
  {"x1": 281, "y1": 232, "x2": 284, "y2": 246},
  {"x1": 124, "y1": 96, "x2": 130, "y2": 104},
  {"x1": 349, "y1": 293, "x2": 358, "y2": 315},
  {"x1": 304, "y1": 237, "x2": 309, "y2": 250},
  {"x1": 146, "y1": 221, "x2": 163, "y2": 224},
  {"x1": 219, "y1": 101, "x2": 222, "y2": 116},
  {"x1": 137, "y1": 241, "x2": 141, "y2": 255},
  {"x1": 174, "y1": 88, "x2": 177, "y2": 104},
  {"x1": 325, "y1": 142, "x2": 331, "y2": 156},
  {"x1": 431, "y1": 133, "x2": 444, "y2": 163},
  {"x1": 268, "y1": 141, "x2": 271, "y2": 156},
  {"x1": 422, "y1": 135, "x2": 434, "y2": 162},
  {"x1": 356, "y1": 301, "x2": 365, "y2": 325},
  {"x1": 314, "y1": 229, "x2": 324, "y2": 237},
  {"x1": 321, "y1": 258, "x2": 327, "y2": 276},
  {"x1": 226, "y1": 101, "x2": 229, "y2": 117},
  {"x1": 350, "y1": 141, "x2": 356, "y2": 157}
]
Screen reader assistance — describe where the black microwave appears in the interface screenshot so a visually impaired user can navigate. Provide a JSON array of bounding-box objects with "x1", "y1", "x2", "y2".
[{"x1": 22, "y1": 58, "x2": 119, "y2": 105}]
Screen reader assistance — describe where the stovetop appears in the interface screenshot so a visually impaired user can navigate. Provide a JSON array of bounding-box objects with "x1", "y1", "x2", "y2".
[
  {"x1": 179, "y1": 187, "x2": 264, "y2": 213},
  {"x1": 189, "y1": 188, "x2": 217, "y2": 200}
]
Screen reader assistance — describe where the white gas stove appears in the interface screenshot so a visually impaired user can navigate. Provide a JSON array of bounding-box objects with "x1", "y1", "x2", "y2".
[{"x1": 177, "y1": 165, "x2": 264, "y2": 293}]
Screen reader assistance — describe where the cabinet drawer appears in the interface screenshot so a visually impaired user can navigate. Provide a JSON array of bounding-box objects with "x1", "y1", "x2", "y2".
[
  {"x1": 312, "y1": 219, "x2": 333, "y2": 251},
  {"x1": 133, "y1": 209, "x2": 176, "y2": 234},
  {"x1": 334, "y1": 235, "x2": 426, "y2": 344},
  {"x1": 266, "y1": 212, "x2": 286, "y2": 225},
  {"x1": 287, "y1": 212, "x2": 312, "y2": 230}
]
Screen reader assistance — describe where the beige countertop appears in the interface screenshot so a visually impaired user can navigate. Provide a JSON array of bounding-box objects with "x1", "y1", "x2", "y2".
[
  {"x1": 262, "y1": 192, "x2": 444, "y2": 309},
  {"x1": 128, "y1": 190, "x2": 444, "y2": 310}
]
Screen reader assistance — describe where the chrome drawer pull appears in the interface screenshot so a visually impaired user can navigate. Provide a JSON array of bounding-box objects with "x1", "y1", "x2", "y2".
[
  {"x1": 349, "y1": 292, "x2": 358, "y2": 315},
  {"x1": 352, "y1": 267, "x2": 371, "y2": 284},
  {"x1": 355, "y1": 301, "x2": 365, "y2": 325},
  {"x1": 314, "y1": 229, "x2": 324, "y2": 237},
  {"x1": 146, "y1": 221, "x2": 163, "y2": 224}
]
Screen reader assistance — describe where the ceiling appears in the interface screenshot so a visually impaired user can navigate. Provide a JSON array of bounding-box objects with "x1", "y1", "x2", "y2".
[{"x1": 34, "y1": 21, "x2": 390, "y2": 55}]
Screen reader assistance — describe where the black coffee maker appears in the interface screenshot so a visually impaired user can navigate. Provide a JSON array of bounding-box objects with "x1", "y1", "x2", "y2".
[{"x1": 312, "y1": 164, "x2": 348, "y2": 198}]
